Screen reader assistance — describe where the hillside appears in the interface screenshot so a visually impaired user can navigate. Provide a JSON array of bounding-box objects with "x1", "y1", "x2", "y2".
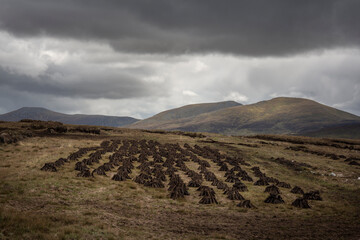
[
  {"x1": 300, "y1": 123, "x2": 360, "y2": 139},
  {"x1": 0, "y1": 107, "x2": 139, "y2": 127},
  {"x1": 129, "y1": 97, "x2": 360, "y2": 137},
  {"x1": 129, "y1": 101, "x2": 241, "y2": 129},
  {"x1": 0, "y1": 121, "x2": 359, "y2": 239}
]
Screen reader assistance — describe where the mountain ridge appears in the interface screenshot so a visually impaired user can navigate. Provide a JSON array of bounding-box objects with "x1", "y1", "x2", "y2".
[
  {"x1": 0, "y1": 107, "x2": 139, "y2": 127},
  {"x1": 2, "y1": 97, "x2": 360, "y2": 138},
  {"x1": 129, "y1": 97, "x2": 360, "y2": 138},
  {"x1": 129, "y1": 100, "x2": 241, "y2": 129}
]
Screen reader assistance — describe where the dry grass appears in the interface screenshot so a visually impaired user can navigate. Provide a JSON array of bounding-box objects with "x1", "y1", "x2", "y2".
[{"x1": 0, "y1": 122, "x2": 359, "y2": 239}]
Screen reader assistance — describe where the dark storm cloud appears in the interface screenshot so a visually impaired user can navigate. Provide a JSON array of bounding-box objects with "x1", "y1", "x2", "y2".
[
  {"x1": 0, "y1": 66, "x2": 163, "y2": 99},
  {"x1": 0, "y1": 0, "x2": 359, "y2": 56}
]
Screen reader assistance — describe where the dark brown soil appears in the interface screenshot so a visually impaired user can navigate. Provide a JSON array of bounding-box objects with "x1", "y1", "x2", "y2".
[
  {"x1": 254, "y1": 178, "x2": 269, "y2": 186},
  {"x1": 54, "y1": 158, "x2": 67, "y2": 167},
  {"x1": 270, "y1": 157, "x2": 313, "y2": 171},
  {"x1": 303, "y1": 190, "x2": 322, "y2": 201},
  {"x1": 237, "y1": 200, "x2": 256, "y2": 208},
  {"x1": 198, "y1": 186, "x2": 216, "y2": 197},
  {"x1": 134, "y1": 173, "x2": 152, "y2": 184},
  {"x1": 92, "y1": 166, "x2": 107, "y2": 176},
  {"x1": 199, "y1": 195, "x2": 218, "y2": 204},
  {"x1": 348, "y1": 161, "x2": 360, "y2": 166},
  {"x1": 291, "y1": 186, "x2": 304, "y2": 194},
  {"x1": 276, "y1": 182, "x2": 291, "y2": 189},
  {"x1": 292, "y1": 198, "x2": 311, "y2": 208},
  {"x1": 77, "y1": 169, "x2": 91, "y2": 177},
  {"x1": 144, "y1": 178, "x2": 165, "y2": 188},
  {"x1": 264, "y1": 185, "x2": 281, "y2": 194},
  {"x1": 75, "y1": 162, "x2": 88, "y2": 171},
  {"x1": 188, "y1": 179, "x2": 201, "y2": 187},
  {"x1": 264, "y1": 194, "x2": 285, "y2": 204},
  {"x1": 40, "y1": 163, "x2": 57, "y2": 172},
  {"x1": 233, "y1": 181, "x2": 248, "y2": 192},
  {"x1": 225, "y1": 188, "x2": 245, "y2": 200},
  {"x1": 112, "y1": 173, "x2": 127, "y2": 181}
]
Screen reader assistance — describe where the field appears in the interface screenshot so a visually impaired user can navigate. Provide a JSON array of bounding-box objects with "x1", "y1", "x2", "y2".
[{"x1": 0, "y1": 121, "x2": 360, "y2": 239}]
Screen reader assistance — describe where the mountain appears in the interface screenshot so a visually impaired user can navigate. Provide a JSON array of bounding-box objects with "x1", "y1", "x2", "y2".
[
  {"x1": 129, "y1": 97, "x2": 360, "y2": 136},
  {"x1": 299, "y1": 122, "x2": 360, "y2": 139},
  {"x1": 0, "y1": 107, "x2": 139, "y2": 127},
  {"x1": 129, "y1": 101, "x2": 241, "y2": 129}
]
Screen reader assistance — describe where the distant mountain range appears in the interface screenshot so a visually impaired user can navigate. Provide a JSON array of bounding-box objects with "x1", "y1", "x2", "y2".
[
  {"x1": 129, "y1": 97, "x2": 360, "y2": 138},
  {"x1": 1, "y1": 97, "x2": 360, "y2": 138},
  {"x1": 0, "y1": 107, "x2": 139, "y2": 127}
]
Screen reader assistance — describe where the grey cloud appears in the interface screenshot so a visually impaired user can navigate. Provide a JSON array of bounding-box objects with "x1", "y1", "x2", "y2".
[
  {"x1": 245, "y1": 53, "x2": 360, "y2": 115},
  {"x1": 1, "y1": 49, "x2": 360, "y2": 118},
  {"x1": 0, "y1": 84, "x2": 171, "y2": 119},
  {"x1": 0, "y1": 0, "x2": 359, "y2": 56},
  {"x1": 0, "y1": 65, "x2": 164, "y2": 99}
]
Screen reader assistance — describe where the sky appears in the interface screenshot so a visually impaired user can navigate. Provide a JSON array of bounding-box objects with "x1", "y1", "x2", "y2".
[{"x1": 0, "y1": 0, "x2": 359, "y2": 119}]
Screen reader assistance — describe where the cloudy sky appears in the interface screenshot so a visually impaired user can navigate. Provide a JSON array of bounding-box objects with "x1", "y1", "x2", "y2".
[{"x1": 0, "y1": 0, "x2": 359, "y2": 119}]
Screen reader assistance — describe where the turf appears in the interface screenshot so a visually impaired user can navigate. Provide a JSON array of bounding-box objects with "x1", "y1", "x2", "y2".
[{"x1": 0, "y1": 121, "x2": 359, "y2": 239}]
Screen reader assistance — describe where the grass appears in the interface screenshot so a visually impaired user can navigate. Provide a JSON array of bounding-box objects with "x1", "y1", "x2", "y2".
[
  {"x1": 0, "y1": 208, "x2": 51, "y2": 239},
  {"x1": 0, "y1": 121, "x2": 359, "y2": 239}
]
